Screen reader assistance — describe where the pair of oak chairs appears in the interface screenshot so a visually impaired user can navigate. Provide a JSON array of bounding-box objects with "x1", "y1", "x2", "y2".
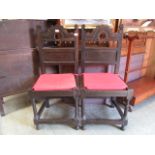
[{"x1": 29, "y1": 24, "x2": 133, "y2": 130}]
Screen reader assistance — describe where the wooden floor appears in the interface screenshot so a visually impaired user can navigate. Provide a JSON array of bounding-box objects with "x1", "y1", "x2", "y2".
[{"x1": 128, "y1": 76, "x2": 155, "y2": 105}]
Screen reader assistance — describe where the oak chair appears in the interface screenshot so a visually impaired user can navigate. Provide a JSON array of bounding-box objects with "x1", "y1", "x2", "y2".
[
  {"x1": 80, "y1": 24, "x2": 134, "y2": 130},
  {"x1": 29, "y1": 25, "x2": 80, "y2": 129}
]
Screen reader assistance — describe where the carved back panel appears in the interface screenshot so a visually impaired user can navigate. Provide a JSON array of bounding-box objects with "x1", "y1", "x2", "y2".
[
  {"x1": 37, "y1": 25, "x2": 79, "y2": 74},
  {"x1": 81, "y1": 24, "x2": 123, "y2": 73}
]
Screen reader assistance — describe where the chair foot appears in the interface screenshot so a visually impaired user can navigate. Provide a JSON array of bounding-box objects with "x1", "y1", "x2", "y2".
[
  {"x1": 80, "y1": 124, "x2": 85, "y2": 130},
  {"x1": 128, "y1": 106, "x2": 133, "y2": 112},
  {"x1": 1, "y1": 112, "x2": 5, "y2": 117},
  {"x1": 0, "y1": 97, "x2": 5, "y2": 116},
  {"x1": 35, "y1": 124, "x2": 39, "y2": 130},
  {"x1": 81, "y1": 126, "x2": 85, "y2": 130},
  {"x1": 34, "y1": 115, "x2": 39, "y2": 130},
  {"x1": 75, "y1": 125, "x2": 80, "y2": 130},
  {"x1": 120, "y1": 125, "x2": 125, "y2": 131},
  {"x1": 120, "y1": 119, "x2": 128, "y2": 131},
  {"x1": 75, "y1": 119, "x2": 80, "y2": 130}
]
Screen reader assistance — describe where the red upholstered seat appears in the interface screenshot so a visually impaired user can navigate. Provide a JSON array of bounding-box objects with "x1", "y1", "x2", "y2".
[
  {"x1": 33, "y1": 74, "x2": 76, "y2": 91},
  {"x1": 83, "y1": 73, "x2": 127, "y2": 90}
]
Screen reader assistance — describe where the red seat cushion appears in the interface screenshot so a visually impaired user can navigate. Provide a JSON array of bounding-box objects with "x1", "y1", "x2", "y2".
[
  {"x1": 83, "y1": 73, "x2": 127, "y2": 90},
  {"x1": 33, "y1": 74, "x2": 76, "y2": 91}
]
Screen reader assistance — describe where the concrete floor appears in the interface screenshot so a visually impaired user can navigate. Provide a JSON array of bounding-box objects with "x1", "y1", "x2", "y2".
[{"x1": 0, "y1": 93, "x2": 155, "y2": 135}]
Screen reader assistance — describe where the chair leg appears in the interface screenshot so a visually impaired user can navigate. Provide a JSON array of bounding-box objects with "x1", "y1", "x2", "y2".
[
  {"x1": 74, "y1": 97, "x2": 80, "y2": 130},
  {"x1": 0, "y1": 97, "x2": 5, "y2": 116},
  {"x1": 128, "y1": 106, "x2": 133, "y2": 112},
  {"x1": 111, "y1": 98, "x2": 124, "y2": 119},
  {"x1": 31, "y1": 98, "x2": 39, "y2": 130},
  {"x1": 35, "y1": 122, "x2": 39, "y2": 130},
  {"x1": 120, "y1": 99, "x2": 129, "y2": 130},
  {"x1": 120, "y1": 97, "x2": 133, "y2": 112},
  {"x1": 111, "y1": 97, "x2": 129, "y2": 130},
  {"x1": 45, "y1": 99, "x2": 50, "y2": 108},
  {"x1": 123, "y1": 97, "x2": 133, "y2": 112},
  {"x1": 81, "y1": 98, "x2": 86, "y2": 130}
]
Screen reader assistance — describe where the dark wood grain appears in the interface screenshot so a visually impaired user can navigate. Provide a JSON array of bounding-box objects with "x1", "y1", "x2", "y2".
[
  {"x1": 80, "y1": 24, "x2": 134, "y2": 130},
  {"x1": 30, "y1": 25, "x2": 80, "y2": 129},
  {"x1": 0, "y1": 20, "x2": 45, "y2": 116}
]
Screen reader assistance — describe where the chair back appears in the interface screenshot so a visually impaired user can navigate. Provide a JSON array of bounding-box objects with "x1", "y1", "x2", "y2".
[
  {"x1": 81, "y1": 24, "x2": 123, "y2": 73},
  {"x1": 36, "y1": 25, "x2": 79, "y2": 74}
]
